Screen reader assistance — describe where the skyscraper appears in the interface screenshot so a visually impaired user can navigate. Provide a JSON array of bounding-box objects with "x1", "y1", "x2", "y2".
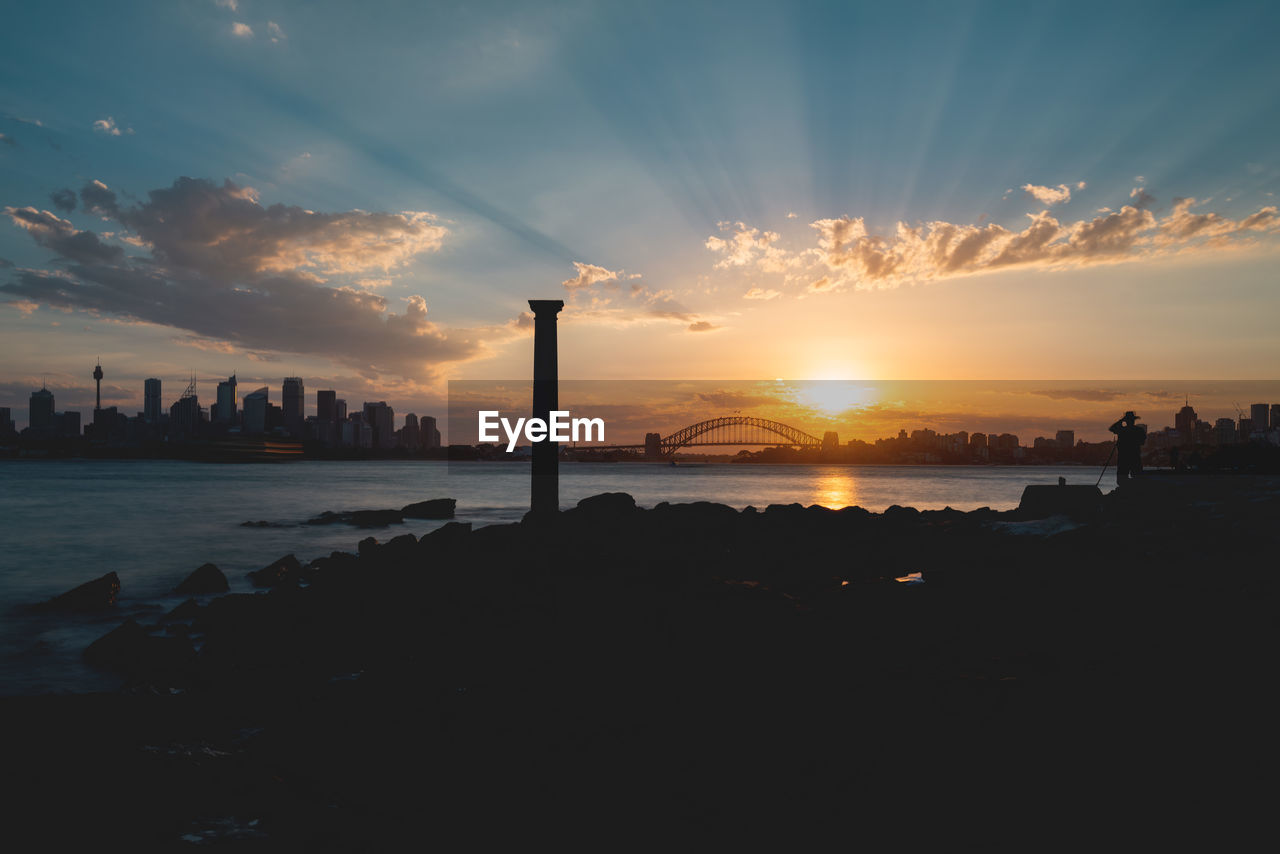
[
  {"x1": 215, "y1": 375, "x2": 237, "y2": 424},
  {"x1": 283, "y1": 377, "x2": 304, "y2": 435},
  {"x1": 317, "y1": 390, "x2": 336, "y2": 423},
  {"x1": 401, "y1": 413, "x2": 420, "y2": 448},
  {"x1": 1175, "y1": 400, "x2": 1198, "y2": 435},
  {"x1": 29, "y1": 387, "x2": 54, "y2": 433},
  {"x1": 1249, "y1": 403, "x2": 1269, "y2": 436},
  {"x1": 0, "y1": 406, "x2": 14, "y2": 437},
  {"x1": 144, "y1": 378, "x2": 162, "y2": 424},
  {"x1": 363, "y1": 401, "x2": 394, "y2": 448},
  {"x1": 92, "y1": 360, "x2": 103, "y2": 410},
  {"x1": 421, "y1": 415, "x2": 441, "y2": 449},
  {"x1": 242, "y1": 387, "x2": 269, "y2": 434}
]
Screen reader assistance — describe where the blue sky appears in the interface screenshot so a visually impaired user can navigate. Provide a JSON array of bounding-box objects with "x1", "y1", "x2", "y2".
[{"x1": 2, "y1": 0, "x2": 1278, "y2": 427}]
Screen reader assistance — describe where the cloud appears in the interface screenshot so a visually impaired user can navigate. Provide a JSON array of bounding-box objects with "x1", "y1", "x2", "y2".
[
  {"x1": 2, "y1": 176, "x2": 482, "y2": 379},
  {"x1": 49, "y1": 189, "x2": 77, "y2": 212},
  {"x1": 232, "y1": 22, "x2": 253, "y2": 38},
  {"x1": 0, "y1": 133, "x2": 13, "y2": 146},
  {"x1": 705, "y1": 186, "x2": 1280, "y2": 292},
  {"x1": 93, "y1": 117, "x2": 133, "y2": 136},
  {"x1": 1030, "y1": 388, "x2": 1125, "y2": 402},
  {"x1": 4, "y1": 207, "x2": 124, "y2": 264},
  {"x1": 687, "y1": 321, "x2": 721, "y2": 333},
  {"x1": 561, "y1": 261, "x2": 620, "y2": 290},
  {"x1": 743, "y1": 287, "x2": 780, "y2": 300},
  {"x1": 214, "y1": 0, "x2": 238, "y2": 10},
  {"x1": 267, "y1": 21, "x2": 286, "y2": 42},
  {"x1": 80, "y1": 180, "x2": 119, "y2": 216},
  {"x1": 1022, "y1": 183, "x2": 1076, "y2": 206},
  {"x1": 8, "y1": 299, "x2": 39, "y2": 315},
  {"x1": 705, "y1": 222, "x2": 792, "y2": 272},
  {"x1": 1129, "y1": 186, "x2": 1155, "y2": 209}
]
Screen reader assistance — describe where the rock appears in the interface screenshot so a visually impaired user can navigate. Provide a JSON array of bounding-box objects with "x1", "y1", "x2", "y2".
[
  {"x1": 1017, "y1": 484, "x2": 1103, "y2": 520},
  {"x1": 83, "y1": 619, "x2": 147, "y2": 668},
  {"x1": 380, "y1": 533, "x2": 419, "y2": 564},
  {"x1": 349, "y1": 509, "x2": 404, "y2": 528},
  {"x1": 175, "y1": 563, "x2": 229, "y2": 595},
  {"x1": 400, "y1": 498, "x2": 456, "y2": 519},
  {"x1": 357, "y1": 537, "x2": 380, "y2": 559},
  {"x1": 419, "y1": 522, "x2": 471, "y2": 552},
  {"x1": 84, "y1": 618, "x2": 196, "y2": 682},
  {"x1": 307, "y1": 509, "x2": 406, "y2": 527},
  {"x1": 240, "y1": 520, "x2": 289, "y2": 528},
  {"x1": 574, "y1": 492, "x2": 637, "y2": 517},
  {"x1": 247, "y1": 554, "x2": 304, "y2": 588},
  {"x1": 163, "y1": 598, "x2": 203, "y2": 622},
  {"x1": 36, "y1": 572, "x2": 120, "y2": 613}
]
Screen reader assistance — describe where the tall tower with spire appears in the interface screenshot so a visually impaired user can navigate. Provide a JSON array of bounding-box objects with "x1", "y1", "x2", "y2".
[{"x1": 93, "y1": 360, "x2": 103, "y2": 411}]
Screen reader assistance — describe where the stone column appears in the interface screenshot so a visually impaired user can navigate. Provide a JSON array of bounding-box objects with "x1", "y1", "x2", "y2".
[{"x1": 529, "y1": 299, "x2": 564, "y2": 515}]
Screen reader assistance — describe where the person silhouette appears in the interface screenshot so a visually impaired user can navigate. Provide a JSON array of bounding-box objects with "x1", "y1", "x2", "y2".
[{"x1": 1108, "y1": 411, "x2": 1147, "y2": 486}]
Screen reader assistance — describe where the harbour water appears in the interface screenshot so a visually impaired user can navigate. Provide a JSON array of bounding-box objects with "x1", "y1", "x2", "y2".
[{"x1": 0, "y1": 459, "x2": 1091, "y2": 693}]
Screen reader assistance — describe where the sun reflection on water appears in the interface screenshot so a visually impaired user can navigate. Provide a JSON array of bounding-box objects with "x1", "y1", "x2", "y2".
[{"x1": 812, "y1": 470, "x2": 858, "y2": 509}]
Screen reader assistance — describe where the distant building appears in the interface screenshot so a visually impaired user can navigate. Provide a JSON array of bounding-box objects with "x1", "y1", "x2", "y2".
[
  {"x1": 1271, "y1": 404, "x2": 1280, "y2": 432},
  {"x1": 1213, "y1": 418, "x2": 1236, "y2": 445},
  {"x1": 215, "y1": 375, "x2": 237, "y2": 424},
  {"x1": 282, "y1": 377, "x2": 305, "y2": 435},
  {"x1": 168, "y1": 396, "x2": 201, "y2": 440},
  {"x1": 822, "y1": 431, "x2": 840, "y2": 451},
  {"x1": 1250, "y1": 403, "x2": 1269, "y2": 436},
  {"x1": 56, "y1": 410, "x2": 81, "y2": 438},
  {"x1": 317, "y1": 390, "x2": 336, "y2": 423},
  {"x1": 1055, "y1": 430, "x2": 1075, "y2": 449},
  {"x1": 334, "y1": 398, "x2": 347, "y2": 423},
  {"x1": 969, "y1": 432, "x2": 987, "y2": 451},
  {"x1": 363, "y1": 401, "x2": 394, "y2": 448},
  {"x1": 989, "y1": 433, "x2": 1019, "y2": 452},
  {"x1": 29, "y1": 387, "x2": 55, "y2": 434},
  {"x1": 1175, "y1": 401, "x2": 1198, "y2": 435},
  {"x1": 144, "y1": 378, "x2": 162, "y2": 424},
  {"x1": 242, "y1": 387, "x2": 269, "y2": 434},
  {"x1": 401, "y1": 413, "x2": 420, "y2": 448},
  {"x1": 421, "y1": 415, "x2": 441, "y2": 450},
  {"x1": 0, "y1": 406, "x2": 14, "y2": 437}
]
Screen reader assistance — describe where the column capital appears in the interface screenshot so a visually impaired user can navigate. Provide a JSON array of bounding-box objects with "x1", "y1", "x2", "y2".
[{"x1": 528, "y1": 299, "x2": 564, "y2": 315}]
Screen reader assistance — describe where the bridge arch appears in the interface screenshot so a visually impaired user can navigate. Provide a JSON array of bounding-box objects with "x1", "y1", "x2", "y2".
[{"x1": 661, "y1": 416, "x2": 822, "y2": 455}]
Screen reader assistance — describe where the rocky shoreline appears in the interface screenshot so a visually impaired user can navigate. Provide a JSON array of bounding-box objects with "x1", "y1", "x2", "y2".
[{"x1": 6, "y1": 477, "x2": 1276, "y2": 846}]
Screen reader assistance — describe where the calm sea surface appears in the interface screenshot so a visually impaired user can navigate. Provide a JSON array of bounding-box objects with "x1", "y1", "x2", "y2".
[{"x1": 0, "y1": 459, "x2": 1093, "y2": 693}]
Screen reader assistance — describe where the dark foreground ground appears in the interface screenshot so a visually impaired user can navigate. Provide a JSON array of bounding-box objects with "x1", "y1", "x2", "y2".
[{"x1": 5, "y1": 476, "x2": 1277, "y2": 848}]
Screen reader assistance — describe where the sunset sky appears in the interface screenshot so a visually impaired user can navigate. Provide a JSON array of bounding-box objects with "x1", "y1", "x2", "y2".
[{"x1": 2, "y1": 0, "x2": 1278, "y2": 434}]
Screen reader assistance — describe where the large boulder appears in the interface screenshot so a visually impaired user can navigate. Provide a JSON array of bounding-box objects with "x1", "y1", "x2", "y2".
[
  {"x1": 400, "y1": 498, "x2": 456, "y2": 519},
  {"x1": 349, "y1": 509, "x2": 404, "y2": 528},
  {"x1": 36, "y1": 572, "x2": 120, "y2": 613},
  {"x1": 574, "y1": 492, "x2": 637, "y2": 518},
  {"x1": 306, "y1": 509, "x2": 406, "y2": 527},
  {"x1": 175, "y1": 563, "x2": 229, "y2": 595},
  {"x1": 247, "y1": 554, "x2": 304, "y2": 588},
  {"x1": 1017, "y1": 484, "x2": 1102, "y2": 520},
  {"x1": 84, "y1": 618, "x2": 196, "y2": 682}
]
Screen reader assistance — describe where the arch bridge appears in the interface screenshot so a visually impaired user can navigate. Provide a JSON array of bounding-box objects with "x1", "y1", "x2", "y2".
[{"x1": 586, "y1": 415, "x2": 823, "y2": 457}]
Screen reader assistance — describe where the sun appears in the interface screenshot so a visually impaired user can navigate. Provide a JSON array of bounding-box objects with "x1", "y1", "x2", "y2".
[{"x1": 788, "y1": 380, "x2": 879, "y2": 417}]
